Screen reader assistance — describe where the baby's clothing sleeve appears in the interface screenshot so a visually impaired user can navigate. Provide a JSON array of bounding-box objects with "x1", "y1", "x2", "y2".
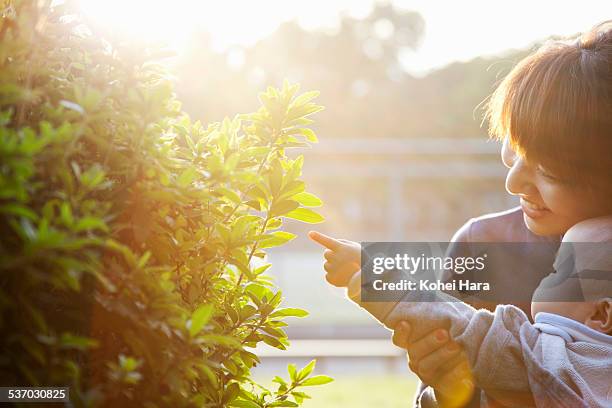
[
  {"x1": 346, "y1": 271, "x2": 534, "y2": 401},
  {"x1": 347, "y1": 272, "x2": 612, "y2": 408}
]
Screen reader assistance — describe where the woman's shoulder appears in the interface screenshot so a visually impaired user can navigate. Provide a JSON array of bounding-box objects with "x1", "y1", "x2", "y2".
[{"x1": 452, "y1": 207, "x2": 560, "y2": 243}]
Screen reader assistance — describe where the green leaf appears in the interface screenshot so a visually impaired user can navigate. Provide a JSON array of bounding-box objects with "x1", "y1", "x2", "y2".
[
  {"x1": 287, "y1": 363, "x2": 297, "y2": 381},
  {"x1": 119, "y1": 355, "x2": 141, "y2": 371},
  {"x1": 218, "y1": 186, "x2": 242, "y2": 204},
  {"x1": 223, "y1": 382, "x2": 240, "y2": 404},
  {"x1": 291, "y1": 90, "x2": 320, "y2": 107},
  {"x1": 258, "y1": 231, "x2": 296, "y2": 249},
  {"x1": 137, "y1": 251, "x2": 151, "y2": 268},
  {"x1": 80, "y1": 165, "x2": 106, "y2": 189},
  {"x1": 74, "y1": 217, "x2": 108, "y2": 232},
  {"x1": 278, "y1": 181, "x2": 305, "y2": 201},
  {"x1": 268, "y1": 402, "x2": 298, "y2": 407},
  {"x1": 60, "y1": 202, "x2": 73, "y2": 226},
  {"x1": 261, "y1": 325, "x2": 286, "y2": 338},
  {"x1": 245, "y1": 199, "x2": 261, "y2": 211},
  {"x1": 270, "y1": 199, "x2": 300, "y2": 217},
  {"x1": 199, "y1": 334, "x2": 241, "y2": 348},
  {"x1": 296, "y1": 360, "x2": 316, "y2": 381},
  {"x1": 189, "y1": 304, "x2": 214, "y2": 336},
  {"x1": 177, "y1": 167, "x2": 197, "y2": 188},
  {"x1": 252, "y1": 263, "x2": 272, "y2": 276},
  {"x1": 247, "y1": 184, "x2": 270, "y2": 202},
  {"x1": 272, "y1": 375, "x2": 287, "y2": 386},
  {"x1": 261, "y1": 334, "x2": 286, "y2": 349},
  {"x1": 293, "y1": 192, "x2": 322, "y2": 207},
  {"x1": 268, "y1": 160, "x2": 283, "y2": 197},
  {"x1": 245, "y1": 283, "x2": 273, "y2": 301},
  {"x1": 269, "y1": 308, "x2": 308, "y2": 318},
  {"x1": 159, "y1": 171, "x2": 171, "y2": 186},
  {"x1": 230, "y1": 400, "x2": 262, "y2": 408},
  {"x1": 59, "y1": 333, "x2": 99, "y2": 350},
  {"x1": 0, "y1": 204, "x2": 38, "y2": 220},
  {"x1": 284, "y1": 208, "x2": 324, "y2": 223},
  {"x1": 104, "y1": 239, "x2": 137, "y2": 267},
  {"x1": 295, "y1": 128, "x2": 318, "y2": 142},
  {"x1": 300, "y1": 375, "x2": 334, "y2": 386},
  {"x1": 290, "y1": 391, "x2": 311, "y2": 403}
]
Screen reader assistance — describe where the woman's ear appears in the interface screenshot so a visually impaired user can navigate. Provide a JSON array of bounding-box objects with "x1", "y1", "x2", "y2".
[{"x1": 585, "y1": 298, "x2": 612, "y2": 334}]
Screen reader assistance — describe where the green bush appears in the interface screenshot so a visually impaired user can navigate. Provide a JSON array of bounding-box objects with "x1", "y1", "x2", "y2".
[{"x1": 0, "y1": 1, "x2": 329, "y2": 406}]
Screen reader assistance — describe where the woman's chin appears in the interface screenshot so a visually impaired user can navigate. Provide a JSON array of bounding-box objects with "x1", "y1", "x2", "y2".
[{"x1": 522, "y1": 212, "x2": 564, "y2": 237}]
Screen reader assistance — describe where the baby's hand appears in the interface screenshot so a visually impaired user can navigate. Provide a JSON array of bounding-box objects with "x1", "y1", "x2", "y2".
[{"x1": 308, "y1": 231, "x2": 361, "y2": 287}]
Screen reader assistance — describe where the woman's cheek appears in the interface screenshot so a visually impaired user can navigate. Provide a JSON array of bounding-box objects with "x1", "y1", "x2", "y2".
[
  {"x1": 539, "y1": 181, "x2": 598, "y2": 226},
  {"x1": 538, "y1": 183, "x2": 573, "y2": 216},
  {"x1": 534, "y1": 181, "x2": 582, "y2": 231}
]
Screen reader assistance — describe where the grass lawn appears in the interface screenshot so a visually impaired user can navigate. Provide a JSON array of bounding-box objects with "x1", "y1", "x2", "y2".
[{"x1": 300, "y1": 375, "x2": 418, "y2": 408}]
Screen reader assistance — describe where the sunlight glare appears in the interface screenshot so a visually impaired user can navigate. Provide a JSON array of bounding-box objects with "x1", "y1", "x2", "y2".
[{"x1": 77, "y1": 0, "x2": 356, "y2": 53}]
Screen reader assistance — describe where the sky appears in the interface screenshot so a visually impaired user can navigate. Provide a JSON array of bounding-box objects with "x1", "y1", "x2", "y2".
[{"x1": 79, "y1": 0, "x2": 612, "y2": 76}]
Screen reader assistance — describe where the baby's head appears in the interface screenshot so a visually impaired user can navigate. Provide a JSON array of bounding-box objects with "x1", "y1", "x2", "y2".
[{"x1": 531, "y1": 216, "x2": 612, "y2": 335}]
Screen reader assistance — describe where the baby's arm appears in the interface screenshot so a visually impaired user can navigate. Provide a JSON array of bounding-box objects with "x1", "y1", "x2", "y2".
[{"x1": 347, "y1": 271, "x2": 534, "y2": 401}]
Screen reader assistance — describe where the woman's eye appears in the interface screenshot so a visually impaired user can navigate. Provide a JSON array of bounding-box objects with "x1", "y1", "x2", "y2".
[{"x1": 536, "y1": 167, "x2": 562, "y2": 182}]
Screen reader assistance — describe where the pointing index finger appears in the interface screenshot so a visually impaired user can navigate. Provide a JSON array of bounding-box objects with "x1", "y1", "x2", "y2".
[{"x1": 308, "y1": 231, "x2": 341, "y2": 250}]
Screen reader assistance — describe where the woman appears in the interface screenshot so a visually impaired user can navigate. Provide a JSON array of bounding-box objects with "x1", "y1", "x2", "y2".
[{"x1": 310, "y1": 20, "x2": 612, "y2": 408}]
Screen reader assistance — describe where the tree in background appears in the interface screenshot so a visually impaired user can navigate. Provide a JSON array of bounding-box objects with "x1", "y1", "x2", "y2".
[
  {"x1": 0, "y1": 1, "x2": 331, "y2": 406},
  {"x1": 175, "y1": 3, "x2": 531, "y2": 139}
]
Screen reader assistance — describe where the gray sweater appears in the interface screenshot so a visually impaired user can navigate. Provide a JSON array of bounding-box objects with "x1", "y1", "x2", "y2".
[
  {"x1": 347, "y1": 274, "x2": 612, "y2": 408},
  {"x1": 416, "y1": 207, "x2": 560, "y2": 408}
]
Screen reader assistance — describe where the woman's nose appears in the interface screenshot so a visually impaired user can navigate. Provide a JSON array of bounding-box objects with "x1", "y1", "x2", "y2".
[
  {"x1": 501, "y1": 138, "x2": 536, "y2": 196},
  {"x1": 505, "y1": 155, "x2": 534, "y2": 196}
]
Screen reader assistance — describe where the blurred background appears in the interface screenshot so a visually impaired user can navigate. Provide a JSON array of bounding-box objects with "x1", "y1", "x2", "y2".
[{"x1": 77, "y1": 1, "x2": 612, "y2": 405}]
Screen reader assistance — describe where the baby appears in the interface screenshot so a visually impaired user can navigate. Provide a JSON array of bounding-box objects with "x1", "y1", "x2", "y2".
[{"x1": 310, "y1": 216, "x2": 612, "y2": 408}]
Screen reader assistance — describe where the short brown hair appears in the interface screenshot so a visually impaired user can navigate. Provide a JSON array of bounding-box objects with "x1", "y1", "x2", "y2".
[{"x1": 485, "y1": 20, "x2": 612, "y2": 192}]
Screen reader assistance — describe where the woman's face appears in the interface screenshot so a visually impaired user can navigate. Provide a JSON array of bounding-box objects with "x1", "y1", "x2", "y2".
[{"x1": 502, "y1": 138, "x2": 609, "y2": 236}]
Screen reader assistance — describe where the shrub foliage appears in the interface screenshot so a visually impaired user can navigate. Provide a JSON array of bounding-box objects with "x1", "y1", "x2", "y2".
[{"x1": 0, "y1": 1, "x2": 329, "y2": 406}]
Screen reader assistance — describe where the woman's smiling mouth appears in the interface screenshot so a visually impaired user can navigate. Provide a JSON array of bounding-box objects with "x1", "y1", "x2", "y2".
[{"x1": 520, "y1": 198, "x2": 551, "y2": 219}]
